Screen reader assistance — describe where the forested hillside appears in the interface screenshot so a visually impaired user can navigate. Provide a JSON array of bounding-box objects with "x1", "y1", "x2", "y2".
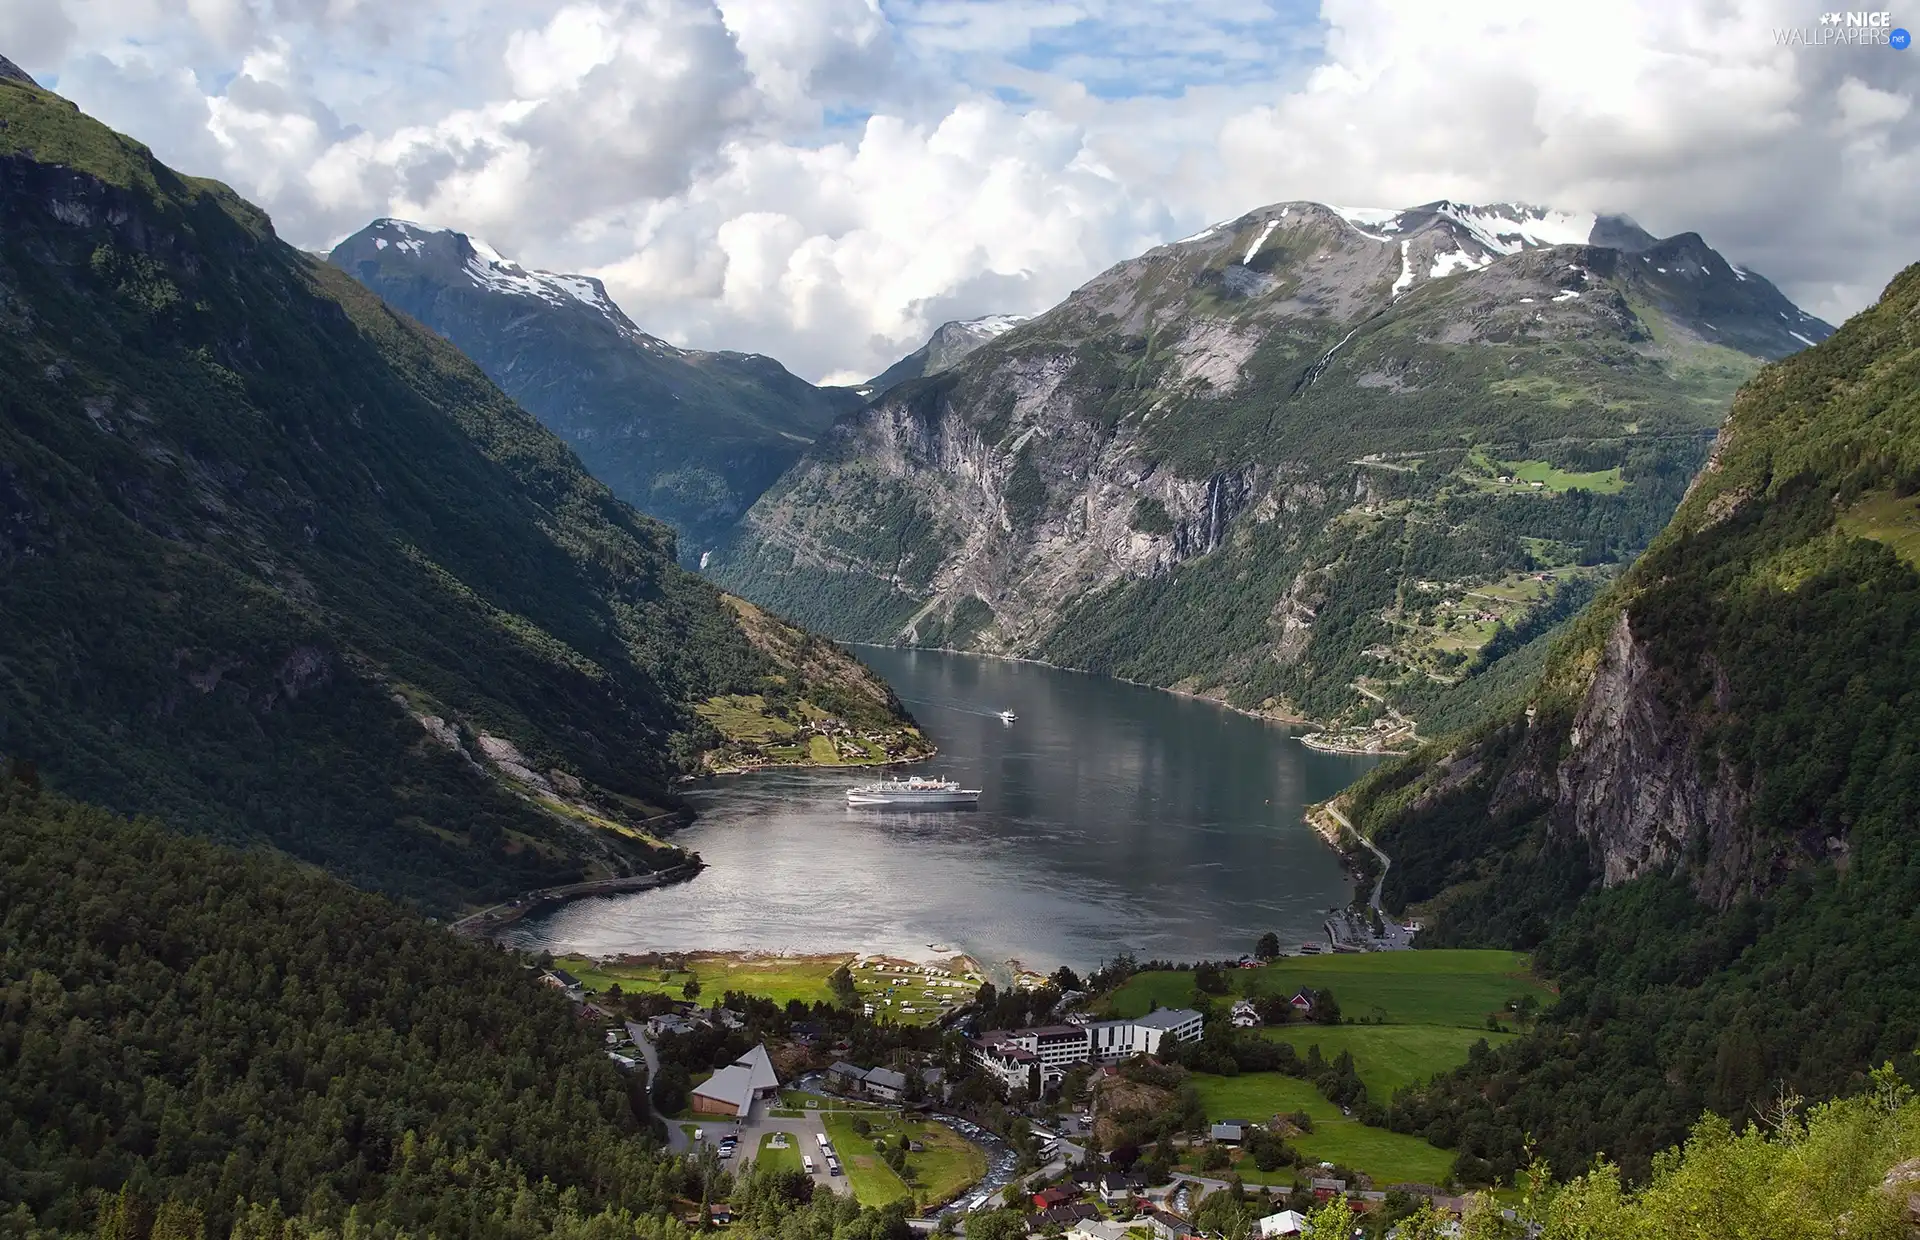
[
  {"x1": 0, "y1": 771, "x2": 926, "y2": 1240},
  {"x1": 1334, "y1": 262, "x2": 1920, "y2": 1183},
  {"x1": 0, "y1": 74, "x2": 919, "y2": 913}
]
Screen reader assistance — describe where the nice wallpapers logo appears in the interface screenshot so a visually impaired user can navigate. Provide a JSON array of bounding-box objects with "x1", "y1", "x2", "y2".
[{"x1": 1775, "y1": 11, "x2": 1912, "y2": 46}]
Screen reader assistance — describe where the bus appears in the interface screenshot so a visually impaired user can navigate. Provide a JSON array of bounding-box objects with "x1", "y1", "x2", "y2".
[
  {"x1": 815, "y1": 1132, "x2": 831, "y2": 1149},
  {"x1": 802, "y1": 1155, "x2": 815, "y2": 1174}
]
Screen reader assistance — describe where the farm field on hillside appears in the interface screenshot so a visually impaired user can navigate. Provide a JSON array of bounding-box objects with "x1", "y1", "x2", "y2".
[
  {"x1": 1262, "y1": 1023, "x2": 1516, "y2": 1102},
  {"x1": 1107, "y1": 951, "x2": 1551, "y2": 1103},
  {"x1": 1105, "y1": 950, "x2": 1550, "y2": 1028},
  {"x1": 1188, "y1": 1074, "x2": 1454, "y2": 1186}
]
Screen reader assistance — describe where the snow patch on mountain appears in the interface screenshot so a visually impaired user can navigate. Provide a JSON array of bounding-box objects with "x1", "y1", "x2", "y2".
[
  {"x1": 1330, "y1": 205, "x2": 1399, "y2": 242},
  {"x1": 364, "y1": 218, "x2": 629, "y2": 331},
  {"x1": 1391, "y1": 240, "x2": 1414, "y2": 298},
  {"x1": 1435, "y1": 203, "x2": 1597, "y2": 256},
  {"x1": 1244, "y1": 218, "x2": 1281, "y2": 266},
  {"x1": 1430, "y1": 249, "x2": 1490, "y2": 280},
  {"x1": 964, "y1": 315, "x2": 1029, "y2": 337}
]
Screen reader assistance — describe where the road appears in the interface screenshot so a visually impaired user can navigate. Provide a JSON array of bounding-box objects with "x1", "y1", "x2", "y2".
[{"x1": 1319, "y1": 805, "x2": 1416, "y2": 951}]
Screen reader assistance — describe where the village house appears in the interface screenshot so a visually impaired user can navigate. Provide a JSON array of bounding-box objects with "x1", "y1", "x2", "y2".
[
  {"x1": 1031, "y1": 1186, "x2": 1080, "y2": 1211},
  {"x1": 540, "y1": 968, "x2": 584, "y2": 1001},
  {"x1": 862, "y1": 1066, "x2": 907, "y2": 1102},
  {"x1": 1256, "y1": 1210, "x2": 1308, "y2": 1238},
  {"x1": 1229, "y1": 999, "x2": 1261, "y2": 1027},
  {"x1": 1143, "y1": 1207, "x2": 1199, "y2": 1240},
  {"x1": 1289, "y1": 989, "x2": 1315, "y2": 1015},
  {"x1": 1210, "y1": 1120, "x2": 1248, "y2": 1144},
  {"x1": 1041, "y1": 1204, "x2": 1102, "y2": 1228},
  {"x1": 1063, "y1": 1216, "x2": 1130, "y2": 1240}
]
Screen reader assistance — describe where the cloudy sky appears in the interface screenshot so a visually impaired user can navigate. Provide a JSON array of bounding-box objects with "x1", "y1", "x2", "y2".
[{"x1": 9, "y1": 0, "x2": 1914, "y2": 382}]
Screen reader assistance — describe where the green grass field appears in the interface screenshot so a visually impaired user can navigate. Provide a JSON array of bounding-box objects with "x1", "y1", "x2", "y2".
[
  {"x1": 1107, "y1": 951, "x2": 1551, "y2": 1104},
  {"x1": 1839, "y1": 491, "x2": 1920, "y2": 570},
  {"x1": 553, "y1": 951, "x2": 966, "y2": 1025},
  {"x1": 755, "y1": 1132, "x2": 803, "y2": 1175},
  {"x1": 1188, "y1": 1074, "x2": 1454, "y2": 1185},
  {"x1": 1262, "y1": 1023, "x2": 1515, "y2": 1101},
  {"x1": 555, "y1": 952, "x2": 849, "y2": 1007},
  {"x1": 1501, "y1": 458, "x2": 1625, "y2": 494},
  {"x1": 823, "y1": 1110, "x2": 986, "y2": 1210},
  {"x1": 1106, "y1": 950, "x2": 1550, "y2": 1027}
]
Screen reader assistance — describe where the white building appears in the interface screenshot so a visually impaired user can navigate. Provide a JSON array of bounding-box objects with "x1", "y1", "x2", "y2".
[
  {"x1": 973, "y1": 1009, "x2": 1203, "y2": 1092},
  {"x1": 1230, "y1": 999, "x2": 1261, "y2": 1028},
  {"x1": 1257, "y1": 1210, "x2": 1308, "y2": 1238},
  {"x1": 970, "y1": 1038, "x2": 1039, "y2": 1092},
  {"x1": 1084, "y1": 1008, "x2": 1204, "y2": 1061}
]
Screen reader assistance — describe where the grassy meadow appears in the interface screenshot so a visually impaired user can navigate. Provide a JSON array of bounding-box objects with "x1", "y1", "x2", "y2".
[
  {"x1": 1108, "y1": 950, "x2": 1553, "y2": 1104},
  {"x1": 822, "y1": 1110, "x2": 986, "y2": 1210},
  {"x1": 1187, "y1": 1073, "x2": 1456, "y2": 1186}
]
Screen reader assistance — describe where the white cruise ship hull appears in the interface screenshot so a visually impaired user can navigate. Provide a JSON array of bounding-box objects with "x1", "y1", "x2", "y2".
[{"x1": 847, "y1": 788, "x2": 981, "y2": 807}]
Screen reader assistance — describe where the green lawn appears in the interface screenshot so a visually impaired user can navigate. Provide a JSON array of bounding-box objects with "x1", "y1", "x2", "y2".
[
  {"x1": 1107, "y1": 950, "x2": 1550, "y2": 1028},
  {"x1": 755, "y1": 1132, "x2": 803, "y2": 1175},
  {"x1": 823, "y1": 1110, "x2": 986, "y2": 1211},
  {"x1": 554, "y1": 952, "x2": 971, "y2": 1027},
  {"x1": 1189, "y1": 1074, "x2": 1455, "y2": 1186},
  {"x1": 1106, "y1": 951, "x2": 1552, "y2": 1104},
  {"x1": 1262, "y1": 1023, "x2": 1516, "y2": 1101},
  {"x1": 554, "y1": 951, "x2": 849, "y2": 1007},
  {"x1": 781, "y1": 1090, "x2": 883, "y2": 1111}
]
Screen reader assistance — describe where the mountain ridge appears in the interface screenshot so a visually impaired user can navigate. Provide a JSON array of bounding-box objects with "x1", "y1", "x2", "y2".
[
  {"x1": 0, "y1": 71, "x2": 922, "y2": 913},
  {"x1": 713, "y1": 197, "x2": 1833, "y2": 734},
  {"x1": 330, "y1": 218, "x2": 864, "y2": 559}
]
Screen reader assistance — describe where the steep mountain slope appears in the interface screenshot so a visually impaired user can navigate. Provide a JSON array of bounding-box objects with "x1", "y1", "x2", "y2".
[
  {"x1": 869, "y1": 314, "x2": 1030, "y2": 391},
  {"x1": 331, "y1": 219, "x2": 861, "y2": 559},
  {"x1": 0, "y1": 74, "x2": 921, "y2": 913},
  {"x1": 1337, "y1": 262, "x2": 1920, "y2": 1182},
  {"x1": 715, "y1": 201, "x2": 1833, "y2": 735}
]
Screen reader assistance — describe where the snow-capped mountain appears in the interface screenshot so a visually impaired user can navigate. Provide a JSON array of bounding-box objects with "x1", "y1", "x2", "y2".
[
  {"x1": 331, "y1": 219, "x2": 861, "y2": 558},
  {"x1": 868, "y1": 314, "x2": 1034, "y2": 391},
  {"x1": 715, "y1": 197, "x2": 1838, "y2": 723},
  {"x1": 354, "y1": 218, "x2": 649, "y2": 338}
]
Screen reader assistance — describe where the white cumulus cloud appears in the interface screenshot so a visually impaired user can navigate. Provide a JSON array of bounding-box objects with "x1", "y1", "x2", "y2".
[{"x1": 9, "y1": 0, "x2": 1916, "y2": 380}]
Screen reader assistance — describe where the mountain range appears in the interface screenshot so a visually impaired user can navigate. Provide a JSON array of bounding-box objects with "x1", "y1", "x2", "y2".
[
  {"x1": 0, "y1": 70, "x2": 919, "y2": 913},
  {"x1": 329, "y1": 219, "x2": 862, "y2": 561},
  {"x1": 711, "y1": 200, "x2": 1833, "y2": 733}
]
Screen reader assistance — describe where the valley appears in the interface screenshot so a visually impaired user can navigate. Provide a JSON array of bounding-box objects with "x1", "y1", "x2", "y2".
[{"x1": 4, "y1": 24, "x2": 1920, "y2": 1240}]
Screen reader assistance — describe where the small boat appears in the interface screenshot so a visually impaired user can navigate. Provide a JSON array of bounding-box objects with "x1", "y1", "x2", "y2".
[{"x1": 996, "y1": 710, "x2": 1017, "y2": 723}]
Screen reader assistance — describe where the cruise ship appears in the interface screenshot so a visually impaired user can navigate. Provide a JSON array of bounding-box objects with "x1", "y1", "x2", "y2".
[{"x1": 846, "y1": 776, "x2": 981, "y2": 808}]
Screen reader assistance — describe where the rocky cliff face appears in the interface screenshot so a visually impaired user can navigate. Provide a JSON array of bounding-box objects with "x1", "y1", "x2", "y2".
[
  {"x1": 331, "y1": 219, "x2": 861, "y2": 560},
  {"x1": 718, "y1": 200, "x2": 1833, "y2": 727},
  {"x1": 1360, "y1": 260, "x2": 1920, "y2": 913}
]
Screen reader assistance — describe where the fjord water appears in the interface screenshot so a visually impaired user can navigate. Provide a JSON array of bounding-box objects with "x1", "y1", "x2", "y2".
[{"x1": 508, "y1": 649, "x2": 1381, "y2": 973}]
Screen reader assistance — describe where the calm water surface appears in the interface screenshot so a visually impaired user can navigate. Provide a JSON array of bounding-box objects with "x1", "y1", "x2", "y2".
[{"x1": 507, "y1": 649, "x2": 1382, "y2": 973}]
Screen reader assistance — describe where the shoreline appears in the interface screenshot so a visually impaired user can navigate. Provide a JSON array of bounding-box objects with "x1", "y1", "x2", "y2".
[{"x1": 843, "y1": 641, "x2": 1332, "y2": 732}]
